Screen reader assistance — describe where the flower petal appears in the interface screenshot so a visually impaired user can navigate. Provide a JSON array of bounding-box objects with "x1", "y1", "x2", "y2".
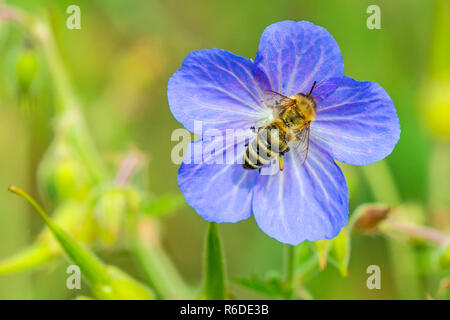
[
  {"x1": 168, "y1": 49, "x2": 271, "y2": 134},
  {"x1": 178, "y1": 135, "x2": 258, "y2": 223},
  {"x1": 254, "y1": 21, "x2": 344, "y2": 97},
  {"x1": 252, "y1": 143, "x2": 348, "y2": 245},
  {"x1": 311, "y1": 76, "x2": 401, "y2": 165}
]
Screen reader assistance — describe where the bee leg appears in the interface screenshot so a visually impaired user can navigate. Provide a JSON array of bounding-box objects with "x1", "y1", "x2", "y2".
[
  {"x1": 278, "y1": 155, "x2": 284, "y2": 171},
  {"x1": 280, "y1": 146, "x2": 290, "y2": 155},
  {"x1": 258, "y1": 167, "x2": 262, "y2": 174},
  {"x1": 250, "y1": 125, "x2": 263, "y2": 133}
]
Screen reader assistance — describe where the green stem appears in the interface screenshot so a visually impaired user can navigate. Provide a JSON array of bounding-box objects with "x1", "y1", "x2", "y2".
[
  {"x1": 283, "y1": 244, "x2": 297, "y2": 299},
  {"x1": 21, "y1": 13, "x2": 76, "y2": 113},
  {"x1": 0, "y1": 5, "x2": 108, "y2": 182},
  {"x1": 383, "y1": 220, "x2": 449, "y2": 245},
  {"x1": 35, "y1": 18, "x2": 109, "y2": 182},
  {"x1": 362, "y1": 161, "x2": 422, "y2": 299},
  {"x1": 129, "y1": 215, "x2": 191, "y2": 299},
  {"x1": 0, "y1": 244, "x2": 53, "y2": 275},
  {"x1": 204, "y1": 223, "x2": 227, "y2": 300},
  {"x1": 361, "y1": 161, "x2": 400, "y2": 204}
]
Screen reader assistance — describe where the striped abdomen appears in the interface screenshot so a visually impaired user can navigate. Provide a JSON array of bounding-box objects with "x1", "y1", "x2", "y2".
[{"x1": 243, "y1": 122, "x2": 290, "y2": 170}]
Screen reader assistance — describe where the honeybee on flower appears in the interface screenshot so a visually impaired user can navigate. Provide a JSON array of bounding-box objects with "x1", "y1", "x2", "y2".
[{"x1": 167, "y1": 21, "x2": 400, "y2": 245}]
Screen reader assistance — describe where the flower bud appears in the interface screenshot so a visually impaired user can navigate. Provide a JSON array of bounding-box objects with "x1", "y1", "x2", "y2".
[
  {"x1": 37, "y1": 109, "x2": 97, "y2": 203},
  {"x1": 351, "y1": 203, "x2": 391, "y2": 233},
  {"x1": 38, "y1": 145, "x2": 91, "y2": 202},
  {"x1": 16, "y1": 50, "x2": 38, "y2": 93}
]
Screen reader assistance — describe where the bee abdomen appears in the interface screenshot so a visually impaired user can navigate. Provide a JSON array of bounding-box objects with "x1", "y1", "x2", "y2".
[{"x1": 243, "y1": 127, "x2": 285, "y2": 170}]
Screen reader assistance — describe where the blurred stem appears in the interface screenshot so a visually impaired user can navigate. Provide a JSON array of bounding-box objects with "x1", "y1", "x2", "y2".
[
  {"x1": 383, "y1": 220, "x2": 448, "y2": 245},
  {"x1": 428, "y1": 141, "x2": 450, "y2": 217},
  {"x1": 0, "y1": 5, "x2": 75, "y2": 112},
  {"x1": 361, "y1": 161, "x2": 400, "y2": 204},
  {"x1": 129, "y1": 214, "x2": 191, "y2": 299},
  {"x1": 297, "y1": 254, "x2": 320, "y2": 285},
  {"x1": 283, "y1": 245, "x2": 297, "y2": 299},
  {"x1": 362, "y1": 161, "x2": 422, "y2": 299},
  {"x1": 35, "y1": 20, "x2": 77, "y2": 112},
  {"x1": 0, "y1": 244, "x2": 53, "y2": 275},
  {"x1": 35, "y1": 17, "x2": 108, "y2": 182},
  {"x1": 0, "y1": 5, "x2": 108, "y2": 182}
]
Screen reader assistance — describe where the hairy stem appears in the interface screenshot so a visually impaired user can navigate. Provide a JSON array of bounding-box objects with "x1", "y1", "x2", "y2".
[{"x1": 383, "y1": 220, "x2": 449, "y2": 245}]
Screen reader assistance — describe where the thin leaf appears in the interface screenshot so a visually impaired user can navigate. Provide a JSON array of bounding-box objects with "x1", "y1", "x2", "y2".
[{"x1": 8, "y1": 186, "x2": 153, "y2": 300}]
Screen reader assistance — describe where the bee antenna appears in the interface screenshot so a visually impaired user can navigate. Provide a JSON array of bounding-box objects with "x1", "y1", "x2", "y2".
[{"x1": 308, "y1": 81, "x2": 317, "y2": 95}]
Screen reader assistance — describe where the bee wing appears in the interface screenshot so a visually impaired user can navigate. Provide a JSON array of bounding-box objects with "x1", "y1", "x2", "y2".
[
  {"x1": 262, "y1": 90, "x2": 295, "y2": 110},
  {"x1": 288, "y1": 125, "x2": 311, "y2": 166}
]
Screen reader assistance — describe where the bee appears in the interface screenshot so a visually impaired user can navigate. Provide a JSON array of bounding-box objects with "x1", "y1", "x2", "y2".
[{"x1": 243, "y1": 81, "x2": 317, "y2": 172}]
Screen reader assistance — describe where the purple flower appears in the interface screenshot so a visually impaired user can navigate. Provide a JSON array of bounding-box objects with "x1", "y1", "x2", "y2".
[{"x1": 167, "y1": 21, "x2": 400, "y2": 245}]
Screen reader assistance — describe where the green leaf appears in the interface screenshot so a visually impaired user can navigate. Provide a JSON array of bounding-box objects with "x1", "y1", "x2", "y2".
[
  {"x1": 203, "y1": 222, "x2": 226, "y2": 300},
  {"x1": 92, "y1": 266, "x2": 153, "y2": 300},
  {"x1": 9, "y1": 186, "x2": 109, "y2": 284},
  {"x1": 313, "y1": 239, "x2": 332, "y2": 270},
  {"x1": 233, "y1": 273, "x2": 284, "y2": 298},
  {"x1": 329, "y1": 227, "x2": 351, "y2": 277},
  {"x1": 8, "y1": 186, "x2": 153, "y2": 300},
  {"x1": 0, "y1": 200, "x2": 96, "y2": 275}
]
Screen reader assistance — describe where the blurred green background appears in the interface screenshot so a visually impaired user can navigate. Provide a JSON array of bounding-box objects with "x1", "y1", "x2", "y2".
[{"x1": 0, "y1": 0, "x2": 448, "y2": 299}]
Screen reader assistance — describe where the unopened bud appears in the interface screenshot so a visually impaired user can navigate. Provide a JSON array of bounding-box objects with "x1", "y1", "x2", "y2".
[
  {"x1": 351, "y1": 204, "x2": 391, "y2": 232},
  {"x1": 16, "y1": 50, "x2": 38, "y2": 93},
  {"x1": 38, "y1": 145, "x2": 91, "y2": 202}
]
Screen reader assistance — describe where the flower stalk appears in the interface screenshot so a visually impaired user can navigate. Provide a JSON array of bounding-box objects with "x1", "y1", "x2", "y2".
[
  {"x1": 129, "y1": 215, "x2": 192, "y2": 299},
  {"x1": 362, "y1": 161, "x2": 422, "y2": 299},
  {"x1": 283, "y1": 244, "x2": 297, "y2": 299},
  {"x1": 203, "y1": 223, "x2": 227, "y2": 300}
]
